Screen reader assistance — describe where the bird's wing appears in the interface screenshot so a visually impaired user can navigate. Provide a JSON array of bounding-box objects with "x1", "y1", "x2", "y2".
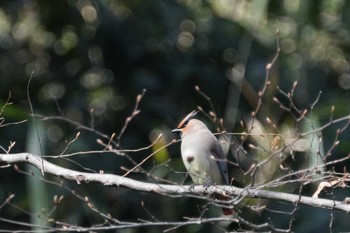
[
  {"x1": 211, "y1": 142, "x2": 229, "y2": 185},
  {"x1": 229, "y1": 136, "x2": 254, "y2": 172}
]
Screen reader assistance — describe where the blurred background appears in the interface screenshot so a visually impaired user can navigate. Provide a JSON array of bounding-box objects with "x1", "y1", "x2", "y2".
[{"x1": 1, "y1": 0, "x2": 350, "y2": 232}]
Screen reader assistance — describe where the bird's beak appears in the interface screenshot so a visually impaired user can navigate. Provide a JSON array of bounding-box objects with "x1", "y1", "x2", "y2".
[{"x1": 171, "y1": 128, "x2": 181, "y2": 133}]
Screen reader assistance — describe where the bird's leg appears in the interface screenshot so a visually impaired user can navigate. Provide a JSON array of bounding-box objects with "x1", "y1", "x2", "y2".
[
  {"x1": 189, "y1": 183, "x2": 196, "y2": 191},
  {"x1": 203, "y1": 183, "x2": 212, "y2": 191}
]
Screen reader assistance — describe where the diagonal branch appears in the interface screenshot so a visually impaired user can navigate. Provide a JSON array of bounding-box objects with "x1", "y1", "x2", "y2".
[{"x1": 1, "y1": 153, "x2": 350, "y2": 213}]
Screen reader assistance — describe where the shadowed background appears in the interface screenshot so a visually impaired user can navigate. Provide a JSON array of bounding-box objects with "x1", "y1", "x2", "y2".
[{"x1": 0, "y1": 0, "x2": 350, "y2": 232}]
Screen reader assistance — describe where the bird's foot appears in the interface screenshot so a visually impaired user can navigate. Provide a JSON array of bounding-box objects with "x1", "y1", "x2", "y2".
[
  {"x1": 189, "y1": 183, "x2": 196, "y2": 191},
  {"x1": 203, "y1": 183, "x2": 212, "y2": 191}
]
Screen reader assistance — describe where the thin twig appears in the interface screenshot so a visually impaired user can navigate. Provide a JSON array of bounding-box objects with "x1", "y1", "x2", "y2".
[{"x1": 116, "y1": 89, "x2": 146, "y2": 144}]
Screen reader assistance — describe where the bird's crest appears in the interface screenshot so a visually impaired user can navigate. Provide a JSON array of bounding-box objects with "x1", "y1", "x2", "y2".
[{"x1": 177, "y1": 110, "x2": 198, "y2": 129}]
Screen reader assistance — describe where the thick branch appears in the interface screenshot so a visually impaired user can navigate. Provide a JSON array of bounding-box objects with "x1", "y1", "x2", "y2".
[{"x1": 1, "y1": 153, "x2": 349, "y2": 213}]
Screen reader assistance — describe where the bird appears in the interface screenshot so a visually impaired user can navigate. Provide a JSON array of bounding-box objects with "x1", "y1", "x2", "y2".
[{"x1": 172, "y1": 110, "x2": 233, "y2": 215}]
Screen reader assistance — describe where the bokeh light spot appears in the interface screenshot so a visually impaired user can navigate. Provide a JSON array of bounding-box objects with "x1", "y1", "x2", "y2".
[
  {"x1": 39, "y1": 81, "x2": 66, "y2": 103},
  {"x1": 338, "y1": 73, "x2": 350, "y2": 90},
  {"x1": 223, "y1": 48, "x2": 238, "y2": 64},
  {"x1": 180, "y1": 19, "x2": 196, "y2": 33},
  {"x1": 81, "y1": 5, "x2": 97, "y2": 23},
  {"x1": 47, "y1": 124, "x2": 64, "y2": 143},
  {"x1": 177, "y1": 31, "x2": 194, "y2": 51}
]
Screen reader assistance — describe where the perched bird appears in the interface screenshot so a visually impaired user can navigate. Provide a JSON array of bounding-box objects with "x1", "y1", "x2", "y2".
[{"x1": 172, "y1": 110, "x2": 233, "y2": 215}]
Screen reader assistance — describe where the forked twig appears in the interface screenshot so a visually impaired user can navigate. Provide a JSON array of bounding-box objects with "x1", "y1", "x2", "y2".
[{"x1": 116, "y1": 89, "x2": 146, "y2": 144}]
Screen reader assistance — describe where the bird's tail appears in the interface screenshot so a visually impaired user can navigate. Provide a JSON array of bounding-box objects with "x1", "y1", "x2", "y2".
[
  {"x1": 222, "y1": 207, "x2": 234, "y2": 215},
  {"x1": 216, "y1": 193, "x2": 234, "y2": 215}
]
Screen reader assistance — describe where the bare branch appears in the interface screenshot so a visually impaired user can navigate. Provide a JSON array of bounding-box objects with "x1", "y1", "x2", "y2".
[{"x1": 1, "y1": 153, "x2": 350, "y2": 213}]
